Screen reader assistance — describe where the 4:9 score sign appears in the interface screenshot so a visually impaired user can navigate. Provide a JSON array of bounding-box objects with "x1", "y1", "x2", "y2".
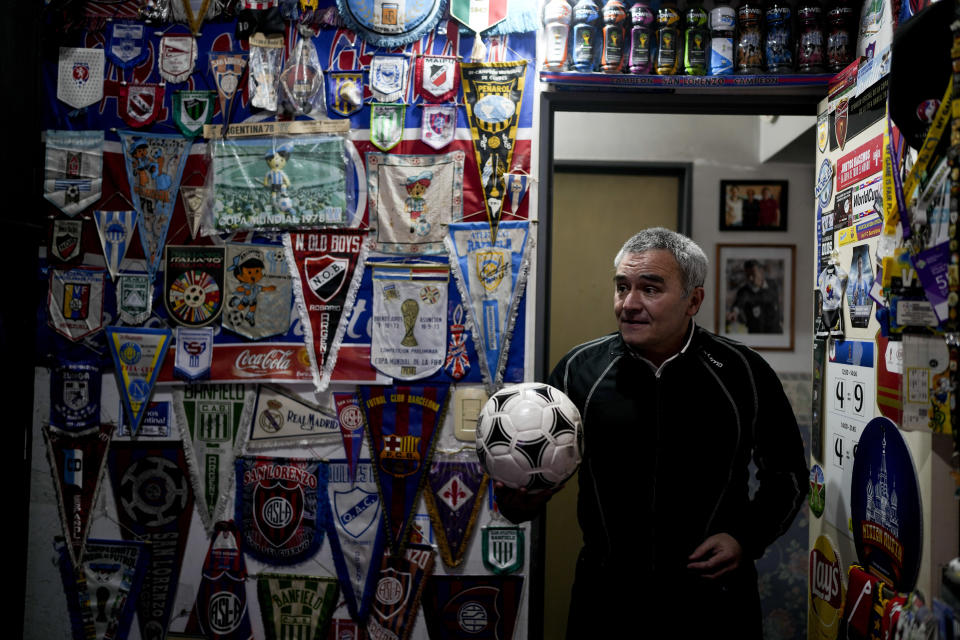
[{"x1": 834, "y1": 378, "x2": 866, "y2": 416}]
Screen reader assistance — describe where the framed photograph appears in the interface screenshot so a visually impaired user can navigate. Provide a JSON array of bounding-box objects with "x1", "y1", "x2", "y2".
[
  {"x1": 715, "y1": 244, "x2": 795, "y2": 351},
  {"x1": 719, "y1": 180, "x2": 789, "y2": 231}
]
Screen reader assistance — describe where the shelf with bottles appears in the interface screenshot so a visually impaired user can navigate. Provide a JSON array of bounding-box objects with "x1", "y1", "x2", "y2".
[{"x1": 539, "y1": 69, "x2": 833, "y2": 90}]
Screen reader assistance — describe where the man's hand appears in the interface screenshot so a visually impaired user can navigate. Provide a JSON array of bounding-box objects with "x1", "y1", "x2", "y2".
[
  {"x1": 686, "y1": 533, "x2": 743, "y2": 579},
  {"x1": 493, "y1": 481, "x2": 562, "y2": 523}
]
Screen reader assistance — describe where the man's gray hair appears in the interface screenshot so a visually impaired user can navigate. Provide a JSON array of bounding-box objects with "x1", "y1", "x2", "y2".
[{"x1": 614, "y1": 228, "x2": 708, "y2": 296}]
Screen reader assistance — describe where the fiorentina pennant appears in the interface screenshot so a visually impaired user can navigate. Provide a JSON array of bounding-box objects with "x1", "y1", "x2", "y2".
[
  {"x1": 504, "y1": 171, "x2": 530, "y2": 215},
  {"x1": 118, "y1": 131, "x2": 192, "y2": 282},
  {"x1": 324, "y1": 459, "x2": 387, "y2": 622},
  {"x1": 359, "y1": 384, "x2": 449, "y2": 554},
  {"x1": 159, "y1": 35, "x2": 198, "y2": 84},
  {"x1": 117, "y1": 273, "x2": 154, "y2": 325},
  {"x1": 187, "y1": 521, "x2": 254, "y2": 640},
  {"x1": 93, "y1": 209, "x2": 138, "y2": 281},
  {"x1": 106, "y1": 326, "x2": 173, "y2": 435},
  {"x1": 210, "y1": 53, "x2": 248, "y2": 133},
  {"x1": 416, "y1": 55, "x2": 459, "y2": 103},
  {"x1": 106, "y1": 21, "x2": 149, "y2": 70},
  {"x1": 326, "y1": 72, "x2": 364, "y2": 117},
  {"x1": 223, "y1": 243, "x2": 293, "y2": 340},
  {"x1": 119, "y1": 83, "x2": 165, "y2": 128},
  {"x1": 423, "y1": 458, "x2": 487, "y2": 568},
  {"x1": 421, "y1": 104, "x2": 457, "y2": 150},
  {"x1": 370, "y1": 103, "x2": 405, "y2": 152},
  {"x1": 48, "y1": 216, "x2": 85, "y2": 265},
  {"x1": 174, "y1": 326, "x2": 214, "y2": 380},
  {"x1": 284, "y1": 230, "x2": 369, "y2": 392},
  {"x1": 58, "y1": 47, "x2": 104, "y2": 110},
  {"x1": 48, "y1": 267, "x2": 106, "y2": 342},
  {"x1": 247, "y1": 384, "x2": 341, "y2": 450},
  {"x1": 173, "y1": 91, "x2": 216, "y2": 138},
  {"x1": 51, "y1": 360, "x2": 101, "y2": 431},
  {"x1": 174, "y1": 384, "x2": 253, "y2": 532},
  {"x1": 57, "y1": 538, "x2": 149, "y2": 640},
  {"x1": 446, "y1": 221, "x2": 532, "y2": 391},
  {"x1": 367, "y1": 544, "x2": 436, "y2": 640},
  {"x1": 180, "y1": 185, "x2": 209, "y2": 238},
  {"x1": 423, "y1": 575, "x2": 524, "y2": 640},
  {"x1": 257, "y1": 573, "x2": 340, "y2": 640},
  {"x1": 43, "y1": 423, "x2": 114, "y2": 568},
  {"x1": 107, "y1": 441, "x2": 195, "y2": 640},
  {"x1": 235, "y1": 455, "x2": 328, "y2": 565},
  {"x1": 164, "y1": 245, "x2": 226, "y2": 328},
  {"x1": 44, "y1": 130, "x2": 103, "y2": 216},
  {"x1": 333, "y1": 393, "x2": 366, "y2": 483},
  {"x1": 370, "y1": 54, "x2": 409, "y2": 103},
  {"x1": 461, "y1": 62, "x2": 527, "y2": 240},
  {"x1": 370, "y1": 262, "x2": 449, "y2": 380}
]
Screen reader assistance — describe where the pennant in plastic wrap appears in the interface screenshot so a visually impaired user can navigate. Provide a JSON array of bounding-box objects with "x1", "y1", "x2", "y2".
[
  {"x1": 187, "y1": 521, "x2": 254, "y2": 640},
  {"x1": 360, "y1": 384, "x2": 449, "y2": 554},
  {"x1": 334, "y1": 393, "x2": 366, "y2": 483},
  {"x1": 118, "y1": 131, "x2": 192, "y2": 282},
  {"x1": 107, "y1": 441, "x2": 194, "y2": 640},
  {"x1": 235, "y1": 455, "x2": 327, "y2": 565},
  {"x1": 416, "y1": 56, "x2": 459, "y2": 103},
  {"x1": 106, "y1": 326, "x2": 173, "y2": 434},
  {"x1": 48, "y1": 267, "x2": 105, "y2": 342},
  {"x1": 174, "y1": 384, "x2": 253, "y2": 532},
  {"x1": 118, "y1": 83, "x2": 165, "y2": 128},
  {"x1": 51, "y1": 360, "x2": 101, "y2": 431},
  {"x1": 58, "y1": 47, "x2": 104, "y2": 109},
  {"x1": 174, "y1": 326, "x2": 214, "y2": 380},
  {"x1": 223, "y1": 243, "x2": 292, "y2": 340},
  {"x1": 370, "y1": 262, "x2": 449, "y2": 379},
  {"x1": 44, "y1": 130, "x2": 103, "y2": 216},
  {"x1": 106, "y1": 22, "x2": 148, "y2": 69},
  {"x1": 49, "y1": 217, "x2": 85, "y2": 265},
  {"x1": 173, "y1": 90, "x2": 216, "y2": 137},
  {"x1": 420, "y1": 104, "x2": 457, "y2": 150},
  {"x1": 164, "y1": 245, "x2": 226, "y2": 328},
  {"x1": 44, "y1": 423, "x2": 113, "y2": 567},
  {"x1": 370, "y1": 54, "x2": 409, "y2": 102},
  {"x1": 57, "y1": 538, "x2": 149, "y2": 640},
  {"x1": 460, "y1": 62, "x2": 527, "y2": 240},
  {"x1": 180, "y1": 185, "x2": 209, "y2": 238},
  {"x1": 116, "y1": 274, "x2": 153, "y2": 325},
  {"x1": 326, "y1": 72, "x2": 363, "y2": 117},
  {"x1": 284, "y1": 230, "x2": 369, "y2": 391},
  {"x1": 324, "y1": 459, "x2": 386, "y2": 622},
  {"x1": 370, "y1": 103, "x2": 405, "y2": 152},
  {"x1": 249, "y1": 36, "x2": 284, "y2": 112},
  {"x1": 366, "y1": 544, "x2": 435, "y2": 640},
  {"x1": 445, "y1": 221, "x2": 532, "y2": 391},
  {"x1": 210, "y1": 53, "x2": 248, "y2": 132},
  {"x1": 367, "y1": 152, "x2": 464, "y2": 254},
  {"x1": 247, "y1": 384, "x2": 341, "y2": 450},
  {"x1": 159, "y1": 35, "x2": 198, "y2": 84},
  {"x1": 423, "y1": 458, "x2": 487, "y2": 567},
  {"x1": 93, "y1": 210, "x2": 137, "y2": 281},
  {"x1": 257, "y1": 573, "x2": 340, "y2": 640},
  {"x1": 422, "y1": 575, "x2": 524, "y2": 640},
  {"x1": 278, "y1": 35, "x2": 325, "y2": 116},
  {"x1": 444, "y1": 303, "x2": 470, "y2": 380}
]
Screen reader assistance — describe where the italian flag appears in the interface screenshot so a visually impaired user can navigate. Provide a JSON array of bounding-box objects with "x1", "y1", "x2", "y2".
[{"x1": 449, "y1": 0, "x2": 508, "y2": 33}]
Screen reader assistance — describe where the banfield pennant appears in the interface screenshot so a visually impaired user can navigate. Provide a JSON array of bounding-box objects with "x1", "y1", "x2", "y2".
[{"x1": 359, "y1": 384, "x2": 449, "y2": 554}]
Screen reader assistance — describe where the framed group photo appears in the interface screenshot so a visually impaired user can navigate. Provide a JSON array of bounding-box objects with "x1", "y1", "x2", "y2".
[{"x1": 720, "y1": 179, "x2": 788, "y2": 231}]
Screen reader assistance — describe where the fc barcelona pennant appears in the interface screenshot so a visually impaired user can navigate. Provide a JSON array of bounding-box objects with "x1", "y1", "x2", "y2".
[
  {"x1": 187, "y1": 520, "x2": 254, "y2": 640},
  {"x1": 423, "y1": 458, "x2": 487, "y2": 567},
  {"x1": 367, "y1": 544, "x2": 436, "y2": 640},
  {"x1": 423, "y1": 575, "x2": 524, "y2": 640},
  {"x1": 48, "y1": 267, "x2": 106, "y2": 342},
  {"x1": 44, "y1": 130, "x2": 103, "y2": 217},
  {"x1": 370, "y1": 103, "x2": 405, "y2": 151},
  {"x1": 416, "y1": 56, "x2": 459, "y2": 103},
  {"x1": 106, "y1": 326, "x2": 173, "y2": 435},
  {"x1": 173, "y1": 90, "x2": 216, "y2": 138},
  {"x1": 119, "y1": 83, "x2": 165, "y2": 128},
  {"x1": 326, "y1": 72, "x2": 364, "y2": 117},
  {"x1": 164, "y1": 245, "x2": 226, "y2": 327},
  {"x1": 257, "y1": 573, "x2": 340, "y2": 640},
  {"x1": 58, "y1": 47, "x2": 104, "y2": 110},
  {"x1": 93, "y1": 209, "x2": 138, "y2": 281}
]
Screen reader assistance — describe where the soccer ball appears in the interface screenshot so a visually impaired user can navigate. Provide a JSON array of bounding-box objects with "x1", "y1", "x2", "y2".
[
  {"x1": 475, "y1": 382, "x2": 583, "y2": 492},
  {"x1": 278, "y1": 197, "x2": 294, "y2": 213}
]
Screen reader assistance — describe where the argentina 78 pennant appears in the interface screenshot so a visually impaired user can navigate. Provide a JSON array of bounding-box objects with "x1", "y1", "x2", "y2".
[
  {"x1": 44, "y1": 130, "x2": 103, "y2": 217},
  {"x1": 185, "y1": 520, "x2": 254, "y2": 640},
  {"x1": 257, "y1": 573, "x2": 340, "y2": 640},
  {"x1": 106, "y1": 326, "x2": 173, "y2": 435}
]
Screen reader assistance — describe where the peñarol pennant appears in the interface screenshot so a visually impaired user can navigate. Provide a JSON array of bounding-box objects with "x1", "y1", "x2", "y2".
[
  {"x1": 460, "y1": 61, "x2": 527, "y2": 241},
  {"x1": 108, "y1": 441, "x2": 194, "y2": 640},
  {"x1": 323, "y1": 459, "x2": 386, "y2": 623},
  {"x1": 44, "y1": 130, "x2": 103, "y2": 216},
  {"x1": 93, "y1": 209, "x2": 138, "y2": 281},
  {"x1": 367, "y1": 544, "x2": 435, "y2": 640},
  {"x1": 423, "y1": 457, "x2": 487, "y2": 567},
  {"x1": 173, "y1": 384, "x2": 253, "y2": 532},
  {"x1": 187, "y1": 520, "x2": 254, "y2": 640},
  {"x1": 235, "y1": 455, "x2": 328, "y2": 565},
  {"x1": 423, "y1": 575, "x2": 524, "y2": 640},
  {"x1": 445, "y1": 221, "x2": 532, "y2": 392},
  {"x1": 284, "y1": 230, "x2": 369, "y2": 392},
  {"x1": 43, "y1": 423, "x2": 113, "y2": 568},
  {"x1": 359, "y1": 384, "x2": 449, "y2": 554},
  {"x1": 106, "y1": 326, "x2": 173, "y2": 435},
  {"x1": 247, "y1": 385, "x2": 340, "y2": 451},
  {"x1": 257, "y1": 573, "x2": 340, "y2": 640}
]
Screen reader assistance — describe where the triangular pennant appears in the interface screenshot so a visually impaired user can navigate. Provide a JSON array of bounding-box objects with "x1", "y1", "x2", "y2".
[
  {"x1": 179, "y1": 185, "x2": 208, "y2": 238},
  {"x1": 93, "y1": 209, "x2": 138, "y2": 281},
  {"x1": 44, "y1": 130, "x2": 103, "y2": 216},
  {"x1": 58, "y1": 47, "x2": 104, "y2": 109},
  {"x1": 481, "y1": 525, "x2": 524, "y2": 574},
  {"x1": 324, "y1": 459, "x2": 387, "y2": 623},
  {"x1": 174, "y1": 384, "x2": 253, "y2": 532},
  {"x1": 278, "y1": 34, "x2": 324, "y2": 116},
  {"x1": 504, "y1": 171, "x2": 530, "y2": 215},
  {"x1": 284, "y1": 230, "x2": 369, "y2": 392},
  {"x1": 43, "y1": 423, "x2": 114, "y2": 567},
  {"x1": 164, "y1": 245, "x2": 226, "y2": 327},
  {"x1": 107, "y1": 440, "x2": 195, "y2": 640},
  {"x1": 57, "y1": 538, "x2": 149, "y2": 640},
  {"x1": 174, "y1": 326, "x2": 214, "y2": 381},
  {"x1": 370, "y1": 103, "x2": 405, "y2": 151},
  {"x1": 235, "y1": 455, "x2": 328, "y2": 565},
  {"x1": 173, "y1": 91, "x2": 216, "y2": 138},
  {"x1": 366, "y1": 544, "x2": 435, "y2": 640},
  {"x1": 460, "y1": 61, "x2": 527, "y2": 240},
  {"x1": 116, "y1": 273, "x2": 154, "y2": 325},
  {"x1": 223, "y1": 243, "x2": 293, "y2": 340},
  {"x1": 105, "y1": 326, "x2": 173, "y2": 435},
  {"x1": 370, "y1": 54, "x2": 409, "y2": 102},
  {"x1": 48, "y1": 267, "x2": 106, "y2": 342},
  {"x1": 247, "y1": 384, "x2": 341, "y2": 450},
  {"x1": 106, "y1": 21, "x2": 149, "y2": 69},
  {"x1": 326, "y1": 72, "x2": 364, "y2": 117},
  {"x1": 444, "y1": 303, "x2": 471, "y2": 380},
  {"x1": 159, "y1": 34, "x2": 198, "y2": 84},
  {"x1": 359, "y1": 384, "x2": 449, "y2": 554},
  {"x1": 50, "y1": 360, "x2": 102, "y2": 432},
  {"x1": 187, "y1": 520, "x2": 254, "y2": 640},
  {"x1": 333, "y1": 393, "x2": 366, "y2": 484},
  {"x1": 422, "y1": 575, "x2": 524, "y2": 640},
  {"x1": 48, "y1": 216, "x2": 86, "y2": 265},
  {"x1": 257, "y1": 573, "x2": 340, "y2": 640},
  {"x1": 415, "y1": 56, "x2": 459, "y2": 103},
  {"x1": 423, "y1": 457, "x2": 487, "y2": 567},
  {"x1": 210, "y1": 53, "x2": 248, "y2": 133},
  {"x1": 118, "y1": 131, "x2": 192, "y2": 282},
  {"x1": 118, "y1": 83, "x2": 165, "y2": 128},
  {"x1": 420, "y1": 104, "x2": 457, "y2": 150},
  {"x1": 445, "y1": 221, "x2": 533, "y2": 392}
]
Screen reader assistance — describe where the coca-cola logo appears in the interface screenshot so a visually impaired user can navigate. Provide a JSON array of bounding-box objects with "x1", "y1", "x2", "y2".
[
  {"x1": 810, "y1": 548, "x2": 842, "y2": 607},
  {"x1": 234, "y1": 349, "x2": 294, "y2": 376}
]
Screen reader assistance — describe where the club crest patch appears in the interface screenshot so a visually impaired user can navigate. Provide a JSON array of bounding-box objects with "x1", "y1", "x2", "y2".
[
  {"x1": 174, "y1": 326, "x2": 214, "y2": 381},
  {"x1": 44, "y1": 130, "x2": 103, "y2": 217},
  {"x1": 370, "y1": 54, "x2": 409, "y2": 102},
  {"x1": 370, "y1": 103, "x2": 406, "y2": 151},
  {"x1": 481, "y1": 525, "x2": 524, "y2": 574},
  {"x1": 106, "y1": 21, "x2": 149, "y2": 69},
  {"x1": 173, "y1": 90, "x2": 216, "y2": 138},
  {"x1": 117, "y1": 273, "x2": 154, "y2": 325},
  {"x1": 248, "y1": 384, "x2": 341, "y2": 450},
  {"x1": 94, "y1": 209, "x2": 138, "y2": 281},
  {"x1": 423, "y1": 575, "x2": 524, "y2": 640},
  {"x1": 164, "y1": 245, "x2": 226, "y2": 327},
  {"x1": 416, "y1": 56, "x2": 459, "y2": 103},
  {"x1": 834, "y1": 98, "x2": 849, "y2": 151},
  {"x1": 421, "y1": 104, "x2": 457, "y2": 150},
  {"x1": 58, "y1": 47, "x2": 104, "y2": 109},
  {"x1": 119, "y1": 83, "x2": 165, "y2": 128},
  {"x1": 188, "y1": 520, "x2": 254, "y2": 640},
  {"x1": 326, "y1": 72, "x2": 364, "y2": 117},
  {"x1": 367, "y1": 544, "x2": 435, "y2": 640},
  {"x1": 223, "y1": 243, "x2": 292, "y2": 340},
  {"x1": 106, "y1": 326, "x2": 173, "y2": 435},
  {"x1": 50, "y1": 360, "x2": 101, "y2": 432},
  {"x1": 48, "y1": 217, "x2": 84, "y2": 265},
  {"x1": 257, "y1": 573, "x2": 340, "y2": 640},
  {"x1": 159, "y1": 35, "x2": 198, "y2": 84},
  {"x1": 48, "y1": 267, "x2": 105, "y2": 342},
  {"x1": 334, "y1": 393, "x2": 366, "y2": 483}
]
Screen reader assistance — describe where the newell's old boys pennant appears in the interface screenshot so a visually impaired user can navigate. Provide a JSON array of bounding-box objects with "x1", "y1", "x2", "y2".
[
  {"x1": 187, "y1": 521, "x2": 254, "y2": 640},
  {"x1": 173, "y1": 90, "x2": 216, "y2": 138},
  {"x1": 257, "y1": 573, "x2": 339, "y2": 640},
  {"x1": 367, "y1": 544, "x2": 436, "y2": 640},
  {"x1": 370, "y1": 103, "x2": 405, "y2": 152},
  {"x1": 334, "y1": 393, "x2": 366, "y2": 483},
  {"x1": 58, "y1": 47, "x2": 104, "y2": 109},
  {"x1": 446, "y1": 221, "x2": 533, "y2": 391},
  {"x1": 370, "y1": 262, "x2": 449, "y2": 380},
  {"x1": 174, "y1": 326, "x2": 214, "y2": 381},
  {"x1": 360, "y1": 384, "x2": 449, "y2": 554},
  {"x1": 235, "y1": 456, "x2": 328, "y2": 565},
  {"x1": 164, "y1": 245, "x2": 226, "y2": 328},
  {"x1": 44, "y1": 130, "x2": 103, "y2": 216},
  {"x1": 118, "y1": 131, "x2": 192, "y2": 282},
  {"x1": 174, "y1": 384, "x2": 253, "y2": 532},
  {"x1": 48, "y1": 267, "x2": 105, "y2": 342},
  {"x1": 248, "y1": 385, "x2": 340, "y2": 451},
  {"x1": 416, "y1": 56, "x2": 459, "y2": 103},
  {"x1": 106, "y1": 326, "x2": 173, "y2": 435},
  {"x1": 423, "y1": 458, "x2": 487, "y2": 568},
  {"x1": 106, "y1": 22, "x2": 149, "y2": 69},
  {"x1": 94, "y1": 209, "x2": 138, "y2": 281},
  {"x1": 108, "y1": 441, "x2": 194, "y2": 640},
  {"x1": 423, "y1": 575, "x2": 524, "y2": 640},
  {"x1": 223, "y1": 243, "x2": 293, "y2": 340},
  {"x1": 284, "y1": 230, "x2": 369, "y2": 392},
  {"x1": 51, "y1": 360, "x2": 101, "y2": 432},
  {"x1": 324, "y1": 459, "x2": 387, "y2": 622},
  {"x1": 367, "y1": 152, "x2": 465, "y2": 254},
  {"x1": 461, "y1": 61, "x2": 527, "y2": 240}
]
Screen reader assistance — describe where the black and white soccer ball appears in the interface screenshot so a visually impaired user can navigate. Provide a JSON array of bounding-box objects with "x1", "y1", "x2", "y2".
[{"x1": 475, "y1": 382, "x2": 583, "y2": 492}]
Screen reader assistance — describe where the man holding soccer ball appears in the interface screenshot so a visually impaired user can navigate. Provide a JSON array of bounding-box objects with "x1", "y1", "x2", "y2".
[{"x1": 495, "y1": 228, "x2": 807, "y2": 637}]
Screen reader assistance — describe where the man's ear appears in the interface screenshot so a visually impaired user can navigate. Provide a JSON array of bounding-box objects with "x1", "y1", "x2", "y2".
[{"x1": 687, "y1": 286, "x2": 705, "y2": 316}]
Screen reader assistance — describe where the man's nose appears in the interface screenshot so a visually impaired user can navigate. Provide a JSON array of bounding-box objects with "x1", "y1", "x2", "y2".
[{"x1": 622, "y1": 288, "x2": 644, "y2": 309}]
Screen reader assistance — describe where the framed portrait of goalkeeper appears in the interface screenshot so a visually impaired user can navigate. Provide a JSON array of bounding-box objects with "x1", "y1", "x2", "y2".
[{"x1": 715, "y1": 244, "x2": 795, "y2": 351}]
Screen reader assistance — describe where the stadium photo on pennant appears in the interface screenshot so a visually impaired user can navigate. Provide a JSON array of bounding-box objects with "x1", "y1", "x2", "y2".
[
  {"x1": 223, "y1": 243, "x2": 293, "y2": 340},
  {"x1": 105, "y1": 326, "x2": 173, "y2": 435},
  {"x1": 370, "y1": 103, "x2": 406, "y2": 152},
  {"x1": 164, "y1": 245, "x2": 226, "y2": 328},
  {"x1": 247, "y1": 384, "x2": 341, "y2": 450},
  {"x1": 48, "y1": 266, "x2": 105, "y2": 342},
  {"x1": 44, "y1": 130, "x2": 103, "y2": 217}
]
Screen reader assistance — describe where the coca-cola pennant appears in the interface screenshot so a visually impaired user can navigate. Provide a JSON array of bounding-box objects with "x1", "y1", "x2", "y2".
[
  {"x1": 48, "y1": 216, "x2": 85, "y2": 266},
  {"x1": 119, "y1": 83, "x2": 165, "y2": 128},
  {"x1": 359, "y1": 384, "x2": 449, "y2": 554},
  {"x1": 164, "y1": 245, "x2": 226, "y2": 328},
  {"x1": 116, "y1": 273, "x2": 153, "y2": 325},
  {"x1": 186, "y1": 520, "x2": 254, "y2": 640},
  {"x1": 235, "y1": 455, "x2": 328, "y2": 565},
  {"x1": 43, "y1": 423, "x2": 113, "y2": 568},
  {"x1": 107, "y1": 440, "x2": 195, "y2": 640},
  {"x1": 105, "y1": 326, "x2": 173, "y2": 435},
  {"x1": 51, "y1": 360, "x2": 102, "y2": 432},
  {"x1": 58, "y1": 47, "x2": 104, "y2": 110},
  {"x1": 159, "y1": 34, "x2": 198, "y2": 84},
  {"x1": 257, "y1": 573, "x2": 340, "y2": 640},
  {"x1": 174, "y1": 384, "x2": 254, "y2": 532},
  {"x1": 366, "y1": 544, "x2": 435, "y2": 640},
  {"x1": 106, "y1": 22, "x2": 149, "y2": 70},
  {"x1": 415, "y1": 55, "x2": 459, "y2": 103},
  {"x1": 93, "y1": 209, "x2": 138, "y2": 281},
  {"x1": 48, "y1": 266, "x2": 106, "y2": 342},
  {"x1": 422, "y1": 575, "x2": 524, "y2": 640},
  {"x1": 223, "y1": 243, "x2": 292, "y2": 340},
  {"x1": 423, "y1": 457, "x2": 487, "y2": 568},
  {"x1": 284, "y1": 230, "x2": 369, "y2": 392},
  {"x1": 174, "y1": 326, "x2": 214, "y2": 381},
  {"x1": 333, "y1": 393, "x2": 365, "y2": 484},
  {"x1": 420, "y1": 104, "x2": 457, "y2": 150},
  {"x1": 247, "y1": 384, "x2": 341, "y2": 450},
  {"x1": 44, "y1": 130, "x2": 103, "y2": 217}
]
